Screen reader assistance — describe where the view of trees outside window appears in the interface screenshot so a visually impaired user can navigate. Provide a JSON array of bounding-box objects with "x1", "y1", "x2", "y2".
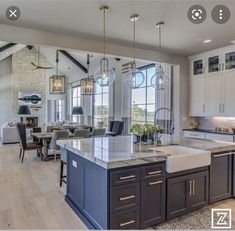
[
  {"x1": 94, "y1": 84, "x2": 109, "y2": 128},
  {"x1": 72, "y1": 86, "x2": 81, "y2": 123},
  {"x1": 55, "y1": 99, "x2": 62, "y2": 121},
  {"x1": 131, "y1": 64, "x2": 156, "y2": 125}
]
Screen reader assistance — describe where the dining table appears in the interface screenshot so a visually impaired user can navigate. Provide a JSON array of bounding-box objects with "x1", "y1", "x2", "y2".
[
  {"x1": 31, "y1": 132, "x2": 90, "y2": 161},
  {"x1": 31, "y1": 132, "x2": 53, "y2": 161}
]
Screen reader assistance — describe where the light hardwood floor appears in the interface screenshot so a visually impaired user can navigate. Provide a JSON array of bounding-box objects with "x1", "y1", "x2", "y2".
[
  {"x1": 1, "y1": 143, "x2": 235, "y2": 229},
  {"x1": 0, "y1": 143, "x2": 87, "y2": 229}
]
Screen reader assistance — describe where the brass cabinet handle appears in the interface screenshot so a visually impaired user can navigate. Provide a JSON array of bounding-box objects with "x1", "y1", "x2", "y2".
[
  {"x1": 213, "y1": 152, "x2": 235, "y2": 158},
  {"x1": 189, "y1": 180, "x2": 192, "y2": 196},
  {"x1": 149, "y1": 180, "x2": 163, "y2": 186},
  {"x1": 119, "y1": 195, "x2": 135, "y2": 201},
  {"x1": 203, "y1": 104, "x2": 205, "y2": 113},
  {"x1": 148, "y1": 170, "x2": 162, "y2": 175},
  {"x1": 119, "y1": 175, "x2": 135, "y2": 180},
  {"x1": 192, "y1": 179, "x2": 195, "y2": 195},
  {"x1": 219, "y1": 104, "x2": 221, "y2": 113},
  {"x1": 120, "y1": 220, "x2": 135, "y2": 227}
]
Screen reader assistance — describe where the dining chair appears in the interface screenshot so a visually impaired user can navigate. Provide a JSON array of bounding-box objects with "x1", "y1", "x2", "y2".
[
  {"x1": 91, "y1": 128, "x2": 106, "y2": 137},
  {"x1": 48, "y1": 130, "x2": 69, "y2": 161},
  {"x1": 74, "y1": 128, "x2": 90, "y2": 138},
  {"x1": 16, "y1": 123, "x2": 43, "y2": 163}
]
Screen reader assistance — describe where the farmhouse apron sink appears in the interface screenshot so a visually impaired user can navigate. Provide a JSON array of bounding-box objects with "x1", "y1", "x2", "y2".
[{"x1": 150, "y1": 145, "x2": 211, "y2": 173}]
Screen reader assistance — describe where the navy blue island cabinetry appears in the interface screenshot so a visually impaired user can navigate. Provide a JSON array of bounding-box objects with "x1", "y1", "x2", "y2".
[{"x1": 65, "y1": 150, "x2": 166, "y2": 229}]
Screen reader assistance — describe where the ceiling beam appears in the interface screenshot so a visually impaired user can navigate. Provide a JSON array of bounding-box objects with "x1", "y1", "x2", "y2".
[
  {"x1": 59, "y1": 50, "x2": 88, "y2": 73},
  {"x1": 0, "y1": 43, "x2": 17, "y2": 52}
]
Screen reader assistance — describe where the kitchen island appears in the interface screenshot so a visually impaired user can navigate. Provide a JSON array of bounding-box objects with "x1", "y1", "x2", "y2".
[{"x1": 57, "y1": 135, "x2": 235, "y2": 229}]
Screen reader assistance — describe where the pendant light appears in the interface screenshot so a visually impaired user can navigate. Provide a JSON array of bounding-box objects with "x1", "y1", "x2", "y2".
[
  {"x1": 94, "y1": 6, "x2": 116, "y2": 87},
  {"x1": 151, "y1": 22, "x2": 169, "y2": 90},
  {"x1": 123, "y1": 15, "x2": 145, "y2": 89},
  {"x1": 81, "y1": 54, "x2": 95, "y2": 95},
  {"x1": 49, "y1": 50, "x2": 65, "y2": 94}
]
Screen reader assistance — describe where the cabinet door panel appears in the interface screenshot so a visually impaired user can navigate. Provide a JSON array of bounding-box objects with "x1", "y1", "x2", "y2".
[
  {"x1": 206, "y1": 76, "x2": 222, "y2": 115},
  {"x1": 223, "y1": 75, "x2": 235, "y2": 116},
  {"x1": 67, "y1": 152, "x2": 84, "y2": 209},
  {"x1": 206, "y1": 133, "x2": 234, "y2": 142},
  {"x1": 190, "y1": 78, "x2": 205, "y2": 116},
  {"x1": 141, "y1": 178, "x2": 165, "y2": 228},
  {"x1": 167, "y1": 175, "x2": 189, "y2": 220},
  {"x1": 189, "y1": 171, "x2": 208, "y2": 210},
  {"x1": 210, "y1": 153, "x2": 232, "y2": 203}
]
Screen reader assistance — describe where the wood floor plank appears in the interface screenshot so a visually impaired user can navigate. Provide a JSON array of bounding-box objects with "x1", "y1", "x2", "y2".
[{"x1": 0, "y1": 143, "x2": 88, "y2": 229}]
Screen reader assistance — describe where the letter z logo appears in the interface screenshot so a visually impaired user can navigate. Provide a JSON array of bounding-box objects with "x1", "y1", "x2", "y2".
[{"x1": 211, "y1": 209, "x2": 231, "y2": 229}]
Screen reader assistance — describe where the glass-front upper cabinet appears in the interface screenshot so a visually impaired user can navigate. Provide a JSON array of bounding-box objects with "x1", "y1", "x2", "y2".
[
  {"x1": 208, "y1": 56, "x2": 220, "y2": 73},
  {"x1": 193, "y1": 59, "x2": 204, "y2": 76},
  {"x1": 225, "y1": 51, "x2": 235, "y2": 70}
]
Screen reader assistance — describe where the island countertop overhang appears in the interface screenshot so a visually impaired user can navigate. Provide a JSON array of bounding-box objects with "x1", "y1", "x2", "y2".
[{"x1": 57, "y1": 135, "x2": 235, "y2": 169}]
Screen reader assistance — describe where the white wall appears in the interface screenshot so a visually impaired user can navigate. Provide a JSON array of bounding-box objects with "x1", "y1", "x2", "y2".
[{"x1": 0, "y1": 56, "x2": 12, "y2": 127}]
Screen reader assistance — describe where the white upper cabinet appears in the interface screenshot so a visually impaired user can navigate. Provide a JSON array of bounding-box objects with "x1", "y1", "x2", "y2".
[
  {"x1": 189, "y1": 45, "x2": 235, "y2": 117},
  {"x1": 189, "y1": 78, "x2": 205, "y2": 116},
  {"x1": 223, "y1": 74, "x2": 235, "y2": 116},
  {"x1": 205, "y1": 75, "x2": 223, "y2": 116},
  {"x1": 190, "y1": 57, "x2": 205, "y2": 77}
]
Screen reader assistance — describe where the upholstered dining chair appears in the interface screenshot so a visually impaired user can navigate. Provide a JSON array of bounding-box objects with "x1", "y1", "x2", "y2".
[
  {"x1": 16, "y1": 123, "x2": 43, "y2": 163},
  {"x1": 91, "y1": 128, "x2": 106, "y2": 137},
  {"x1": 48, "y1": 130, "x2": 69, "y2": 161},
  {"x1": 74, "y1": 128, "x2": 90, "y2": 138}
]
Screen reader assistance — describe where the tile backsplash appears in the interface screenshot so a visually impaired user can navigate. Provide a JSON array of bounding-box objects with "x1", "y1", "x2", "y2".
[{"x1": 194, "y1": 117, "x2": 235, "y2": 131}]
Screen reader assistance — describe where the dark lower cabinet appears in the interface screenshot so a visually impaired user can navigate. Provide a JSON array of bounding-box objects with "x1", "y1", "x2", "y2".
[
  {"x1": 167, "y1": 170, "x2": 208, "y2": 220},
  {"x1": 110, "y1": 207, "x2": 140, "y2": 229},
  {"x1": 140, "y1": 177, "x2": 165, "y2": 228},
  {"x1": 210, "y1": 152, "x2": 232, "y2": 203}
]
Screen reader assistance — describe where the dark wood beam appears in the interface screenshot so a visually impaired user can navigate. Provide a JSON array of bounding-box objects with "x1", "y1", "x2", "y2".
[
  {"x1": 59, "y1": 50, "x2": 88, "y2": 73},
  {"x1": 0, "y1": 43, "x2": 17, "y2": 52}
]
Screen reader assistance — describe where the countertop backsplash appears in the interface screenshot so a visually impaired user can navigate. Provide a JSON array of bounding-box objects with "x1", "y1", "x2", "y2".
[{"x1": 187, "y1": 117, "x2": 235, "y2": 132}]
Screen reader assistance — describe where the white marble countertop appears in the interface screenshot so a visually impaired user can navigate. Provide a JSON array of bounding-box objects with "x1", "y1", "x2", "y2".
[{"x1": 57, "y1": 135, "x2": 235, "y2": 169}]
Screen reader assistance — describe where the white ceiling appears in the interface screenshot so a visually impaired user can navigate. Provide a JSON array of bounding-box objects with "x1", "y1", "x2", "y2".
[{"x1": 0, "y1": 0, "x2": 234, "y2": 56}]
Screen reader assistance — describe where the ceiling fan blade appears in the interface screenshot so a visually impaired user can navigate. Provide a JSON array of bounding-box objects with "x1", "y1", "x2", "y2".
[
  {"x1": 37, "y1": 66, "x2": 53, "y2": 69},
  {"x1": 31, "y1": 62, "x2": 37, "y2": 67}
]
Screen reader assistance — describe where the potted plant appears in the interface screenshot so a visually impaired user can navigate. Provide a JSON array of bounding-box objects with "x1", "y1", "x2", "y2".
[
  {"x1": 130, "y1": 124, "x2": 145, "y2": 143},
  {"x1": 131, "y1": 123, "x2": 164, "y2": 144}
]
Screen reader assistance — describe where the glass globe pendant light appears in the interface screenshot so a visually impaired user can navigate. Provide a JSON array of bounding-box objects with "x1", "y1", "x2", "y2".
[
  {"x1": 151, "y1": 22, "x2": 169, "y2": 90},
  {"x1": 94, "y1": 6, "x2": 116, "y2": 87},
  {"x1": 124, "y1": 15, "x2": 145, "y2": 89}
]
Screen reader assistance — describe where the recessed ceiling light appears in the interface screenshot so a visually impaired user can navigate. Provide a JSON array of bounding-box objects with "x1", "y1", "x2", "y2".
[{"x1": 203, "y1": 39, "x2": 212, "y2": 43}]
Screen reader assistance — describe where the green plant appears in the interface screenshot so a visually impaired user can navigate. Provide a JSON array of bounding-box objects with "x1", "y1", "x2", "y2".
[
  {"x1": 130, "y1": 124, "x2": 145, "y2": 136},
  {"x1": 131, "y1": 124, "x2": 164, "y2": 137}
]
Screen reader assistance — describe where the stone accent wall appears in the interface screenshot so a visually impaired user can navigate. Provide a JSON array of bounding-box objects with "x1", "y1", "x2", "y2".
[{"x1": 11, "y1": 47, "x2": 51, "y2": 125}]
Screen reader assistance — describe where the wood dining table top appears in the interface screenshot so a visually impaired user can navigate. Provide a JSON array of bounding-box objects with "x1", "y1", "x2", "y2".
[
  {"x1": 31, "y1": 132, "x2": 74, "y2": 139},
  {"x1": 31, "y1": 132, "x2": 53, "y2": 139}
]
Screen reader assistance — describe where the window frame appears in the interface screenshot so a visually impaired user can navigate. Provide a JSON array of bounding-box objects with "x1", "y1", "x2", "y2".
[
  {"x1": 131, "y1": 64, "x2": 156, "y2": 125},
  {"x1": 72, "y1": 85, "x2": 81, "y2": 123}
]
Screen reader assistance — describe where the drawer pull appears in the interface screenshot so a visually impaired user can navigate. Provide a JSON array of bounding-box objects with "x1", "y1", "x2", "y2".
[
  {"x1": 213, "y1": 152, "x2": 235, "y2": 158},
  {"x1": 120, "y1": 220, "x2": 135, "y2": 227},
  {"x1": 149, "y1": 180, "x2": 163, "y2": 186},
  {"x1": 119, "y1": 175, "x2": 135, "y2": 180},
  {"x1": 119, "y1": 195, "x2": 135, "y2": 201},
  {"x1": 148, "y1": 170, "x2": 162, "y2": 175}
]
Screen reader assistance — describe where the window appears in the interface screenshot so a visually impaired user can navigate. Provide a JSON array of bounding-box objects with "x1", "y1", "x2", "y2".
[
  {"x1": 131, "y1": 64, "x2": 172, "y2": 126},
  {"x1": 94, "y1": 84, "x2": 109, "y2": 128},
  {"x1": 131, "y1": 64, "x2": 157, "y2": 125},
  {"x1": 55, "y1": 99, "x2": 62, "y2": 121},
  {"x1": 72, "y1": 86, "x2": 81, "y2": 122}
]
